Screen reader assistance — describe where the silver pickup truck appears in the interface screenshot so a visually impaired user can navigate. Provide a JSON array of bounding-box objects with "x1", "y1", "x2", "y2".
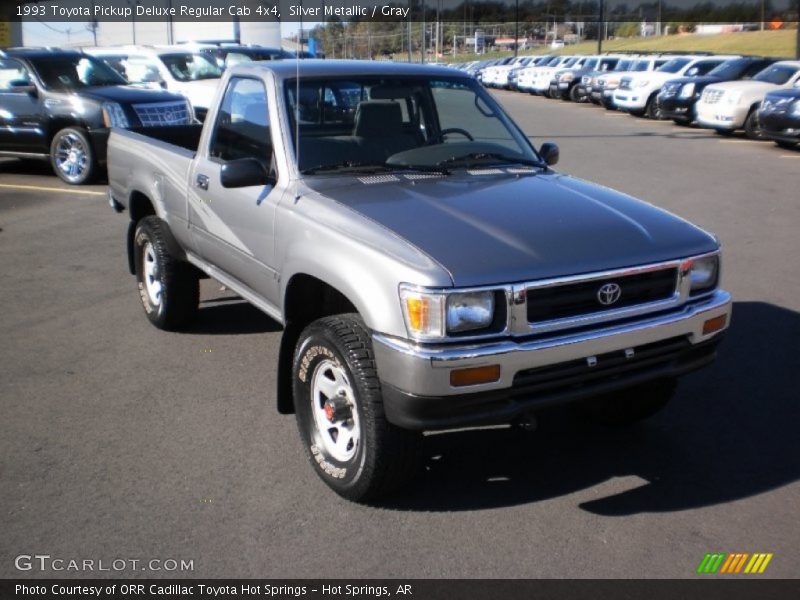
[{"x1": 107, "y1": 60, "x2": 731, "y2": 502}]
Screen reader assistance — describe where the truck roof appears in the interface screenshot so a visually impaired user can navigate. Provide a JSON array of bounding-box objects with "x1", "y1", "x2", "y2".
[{"x1": 238, "y1": 59, "x2": 467, "y2": 82}]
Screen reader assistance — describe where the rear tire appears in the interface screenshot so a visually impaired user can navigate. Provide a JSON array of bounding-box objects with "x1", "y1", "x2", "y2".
[
  {"x1": 775, "y1": 140, "x2": 798, "y2": 149},
  {"x1": 582, "y1": 378, "x2": 677, "y2": 426},
  {"x1": 133, "y1": 216, "x2": 199, "y2": 331},
  {"x1": 568, "y1": 85, "x2": 581, "y2": 102},
  {"x1": 50, "y1": 127, "x2": 96, "y2": 185},
  {"x1": 293, "y1": 314, "x2": 422, "y2": 503}
]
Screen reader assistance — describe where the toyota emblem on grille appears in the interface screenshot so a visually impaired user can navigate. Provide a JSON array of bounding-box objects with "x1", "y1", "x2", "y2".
[
  {"x1": 597, "y1": 282, "x2": 622, "y2": 306},
  {"x1": 163, "y1": 111, "x2": 174, "y2": 122}
]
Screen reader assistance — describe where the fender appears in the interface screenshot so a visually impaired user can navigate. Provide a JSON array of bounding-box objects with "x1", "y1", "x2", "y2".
[{"x1": 127, "y1": 214, "x2": 187, "y2": 275}]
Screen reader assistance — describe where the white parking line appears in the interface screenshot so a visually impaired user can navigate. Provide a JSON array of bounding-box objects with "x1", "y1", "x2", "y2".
[
  {"x1": 779, "y1": 154, "x2": 800, "y2": 159},
  {"x1": 0, "y1": 183, "x2": 105, "y2": 196},
  {"x1": 717, "y1": 140, "x2": 770, "y2": 146}
]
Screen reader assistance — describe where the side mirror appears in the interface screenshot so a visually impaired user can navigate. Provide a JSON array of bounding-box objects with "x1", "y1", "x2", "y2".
[
  {"x1": 9, "y1": 81, "x2": 37, "y2": 95},
  {"x1": 539, "y1": 142, "x2": 559, "y2": 166},
  {"x1": 220, "y1": 157, "x2": 273, "y2": 188}
]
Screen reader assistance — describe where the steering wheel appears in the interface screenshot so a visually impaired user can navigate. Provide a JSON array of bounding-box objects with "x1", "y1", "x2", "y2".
[{"x1": 436, "y1": 128, "x2": 474, "y2": 142}]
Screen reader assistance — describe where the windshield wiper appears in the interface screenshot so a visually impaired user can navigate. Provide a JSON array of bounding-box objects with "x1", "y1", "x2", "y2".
[
  {"x1": 436, "y1": 152, "x2": 546, "y2": 170},
  {"x1": 301, "y1": 161, "x2": 394, "y2": 175},
  {"x1": 302, "y1": 161, "x2": 451, "y2": 176}
]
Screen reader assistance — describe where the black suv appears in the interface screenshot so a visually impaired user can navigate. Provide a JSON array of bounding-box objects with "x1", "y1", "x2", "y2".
[
  {"x1": 657, "y1": 57, "x2": 778, "y2": 124},
  {"x1": 0, "y1": 48, "x2": 192, "y2": 184}
]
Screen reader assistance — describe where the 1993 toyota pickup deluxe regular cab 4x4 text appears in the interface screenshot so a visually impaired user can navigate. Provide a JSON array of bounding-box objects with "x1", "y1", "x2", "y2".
[{"x1": 107, "y1": 60, "x2": 732, "y2": 502}]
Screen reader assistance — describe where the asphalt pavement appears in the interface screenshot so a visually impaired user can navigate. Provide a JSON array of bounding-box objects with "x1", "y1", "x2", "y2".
[{"x1": 1, "y1": 93, "x2": 799, "y2": 579}]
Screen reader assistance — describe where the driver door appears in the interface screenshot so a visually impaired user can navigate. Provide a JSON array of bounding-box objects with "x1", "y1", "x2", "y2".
[
  {"x1": 188, "y1": 76, "x2": 281, "y2": 303},
  {"x1": 0, "y1": 59, "x2": 46, "y2": 153}
]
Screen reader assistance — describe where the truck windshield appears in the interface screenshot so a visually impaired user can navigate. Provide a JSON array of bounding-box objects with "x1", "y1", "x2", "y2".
[
  {"x1": 159, "y1": 53, "x2": 222, "y2": 82},
  {"x1": 753, "y1": 64, "x2": 799, "y2": 85},
  {"x1": 285, "y1": 76, "x2": 539, "y2": 174},
  {"x1": 657, "y1": 58, "x2": 692, "y2": 74},
  {"x1": 28, "y1": 55, "x2": 127, "y2": 91}
]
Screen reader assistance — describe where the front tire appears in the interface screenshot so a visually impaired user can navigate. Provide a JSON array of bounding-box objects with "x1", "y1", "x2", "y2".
[
  {"x1": 50, "y1": 127, "x2": 96, "y2": 185},
  {"x1": 293, "y1": 314, "x2": 422, "y2": 502},
  {"x1": 645, "y1": 94, "x2": 663, "y2": 119},
  {"x1": 775, "y1": 140, "x2": 798, "y2": 149},
  {"x1": 133, "y1": 216, "x2": 199, "y2": 330},
  {"x1": 583, "y1": 378, "x2": 677, "y2": 426},
  {"x1": 743, "y1": 109, "x2": 764, "y2": 140}
]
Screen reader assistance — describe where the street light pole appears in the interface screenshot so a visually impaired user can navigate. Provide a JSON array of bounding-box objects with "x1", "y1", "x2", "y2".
[
  {"x1": 514, "y1": 0, "x2": 519, "y2": 57},
  {"x1": 597, "y1": 0, "x2": 604, "y2": 54}
]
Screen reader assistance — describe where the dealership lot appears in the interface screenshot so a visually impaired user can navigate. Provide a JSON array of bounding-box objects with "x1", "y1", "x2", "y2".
[{"x1": 1, "y1": 93, "x2": 798, "y2": 578}]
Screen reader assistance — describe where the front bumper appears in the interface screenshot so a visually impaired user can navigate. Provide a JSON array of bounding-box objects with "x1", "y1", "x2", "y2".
[
  {"x1": 88, "y1": 128, "x2": 110, "y2": 167},
  {"x1": 658, "y1": 96, "x2": 696, "y2": 120},
  {"x1": 614, "y1": 91, "x2": 648, "y2": 110},
  {"x1": 373, "y1": 290, "x2": 731, "y2": 430},
  {"x1": 696, "y1": 104, "x2": 748, "y2": 130},
  {"x1": 759, "y1": 112, "x2": 800, "y2": 143}
]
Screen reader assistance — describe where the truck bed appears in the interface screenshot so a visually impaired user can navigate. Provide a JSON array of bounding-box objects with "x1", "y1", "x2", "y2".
[{"x1": 126, "y1": 124, "x2": 204, "y2": 153}]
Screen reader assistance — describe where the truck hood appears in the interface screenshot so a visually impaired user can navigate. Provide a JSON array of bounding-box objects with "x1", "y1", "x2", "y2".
[
  {"x1": 705, "y1": 80, "x2": 778, "y2": 96},
  {"x1": 305, "y1": 172, "x2": 717, "y2": 287},
  {"x1": 72, "y1": 85, "x2": 184, "y2": 104}
]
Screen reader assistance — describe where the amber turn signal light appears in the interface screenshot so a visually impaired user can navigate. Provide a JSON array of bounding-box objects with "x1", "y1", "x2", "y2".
[
  {"x1": 702, "y1": 315, "x2": 727, "y2": 335},
  {"x1": 450, "y1": 365, "x2": 501, "y2": 387}
]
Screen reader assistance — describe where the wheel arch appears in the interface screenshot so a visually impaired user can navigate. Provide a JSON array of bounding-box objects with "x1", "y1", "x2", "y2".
[{"x1": 277, "y1": 273, "x2": 361, "y2": 415}]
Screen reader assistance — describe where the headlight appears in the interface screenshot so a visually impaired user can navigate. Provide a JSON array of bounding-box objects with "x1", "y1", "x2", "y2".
[
  {"x1": 725, "y1": 92, "x2": 742, "y2": 105},
  {"x1": 687, "y1": 254, "x2": 719, "y2": 294},
  {"x1": 636, "y1": 79, "x2": 650, "y2": 88},
  {"x1": 560, "y1": 72, "x2": 574, "y2": 82},
  {"x1": 101, "y1": 102, "x2": 129, "y2": 128},
  {"x1": 791, "y1": 101, "x2": 800, "y2": 115},
  {"x1": 679, "y1": 83, "x2": 695, "y2": 98},
  {"x1": 446, "y1": 292, "x2": 495, "y2": 333},
  {"x1": 399, "y1": 285, "x2": 496, "y2": 339}
]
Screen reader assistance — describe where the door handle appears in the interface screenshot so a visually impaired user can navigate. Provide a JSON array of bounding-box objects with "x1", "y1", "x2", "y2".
[{"x1": 195, "y1": 174, "x2": 209, "y2": 190}]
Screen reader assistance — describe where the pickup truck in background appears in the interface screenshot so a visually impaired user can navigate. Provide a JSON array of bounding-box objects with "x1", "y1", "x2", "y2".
[{"x1": 107, "y1": 60, "x2": 732, "y2": 502}]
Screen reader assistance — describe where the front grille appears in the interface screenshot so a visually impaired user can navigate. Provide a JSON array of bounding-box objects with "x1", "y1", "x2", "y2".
[
  {"x1": 702, "y1": 89, "x2": 724, "y2": 104},
  {"x1": 512, "y1": 336, "x2": 698, "y2": 391},
  {"x1": 133, "y1": 101, "x2": 191, "y2": 127},
  {"x1": 526, "y1": 268, "x2": 678, "y2": 323}
]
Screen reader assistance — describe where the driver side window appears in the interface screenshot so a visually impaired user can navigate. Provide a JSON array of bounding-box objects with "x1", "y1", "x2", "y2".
[{"x1": 209, "y1": 77, "x2": 273, "y2": 173}]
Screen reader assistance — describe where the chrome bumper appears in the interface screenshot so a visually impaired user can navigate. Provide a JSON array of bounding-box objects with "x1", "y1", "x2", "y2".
[{"x1": 372, "y1": 290, "x2": 731, "y2": 398}]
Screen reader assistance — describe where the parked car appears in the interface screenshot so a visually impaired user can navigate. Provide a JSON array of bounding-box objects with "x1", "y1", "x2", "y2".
[
  {"x1": 521, "y1": 55, "x2": 577, "y2": 95},
  {"x1": 107, "y1": 60, "x2": 731, "y2": 501},
  {"x1": 695, "y1": 61, "x2": 800, "y2": 138},
  {"x1": 482, "y1": 56, "x2": 535, "y2": 89},
  {"x1": 508, "y1": 56, "x2": 552, "y2": 90},
  {"x1": 547, "y1": 55, "x2": 595, "y2": 99},
  {"x1": 555, "y1": 56, "x2": 622, "y2": 102},
  {"x1": 658, "y1": 57, "x2": 778, "y2": 124},
  {"x1": 0, "y1": 48, "x2": 192, "y2": 184},
  {"x1": 615, "y1": 55, "x2": 738, "y2": 118},
  {"x1": 572, "y1": 56, "x2": 624, "y2": 102},
  {"x1": 196, "y1": 45, "x2": 292, "y2": 69},
  {"x1": 85, "y1": 46, "x2": 223, "y2": 121},
  {"x1": 757, "y1": 86, "x2": 800, "y2": 148},
  {"x1": 594, "y1": 56, "x2": 669, "y2": 110}
]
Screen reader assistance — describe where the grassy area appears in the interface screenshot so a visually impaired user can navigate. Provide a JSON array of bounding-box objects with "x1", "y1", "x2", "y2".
[{"x1": 444, "y1": 29, "x2": 797, "y2": 63}]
